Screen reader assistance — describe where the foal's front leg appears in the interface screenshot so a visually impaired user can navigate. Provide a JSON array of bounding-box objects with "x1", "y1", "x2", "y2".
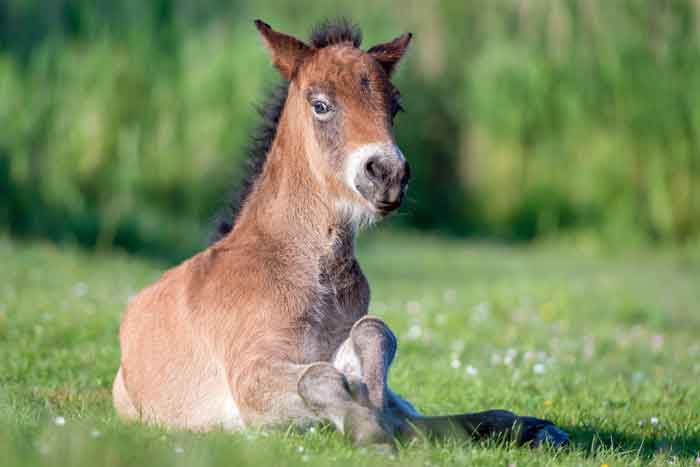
[
  {"x1": 333, "y1": 316, "x2": 397, "y2": 410},
  {"x1": 230, "y1": 357, "x2": 391, "y2": 446},
  {"x1": 332, "y1": 315, "x2": 420, "y2": 432},
  {"x1": 296, "y1": 362, "x2": 392, "y2": 445},
  {"x1": 333, "y1": 316, "x2": 569, "y2": 447}
]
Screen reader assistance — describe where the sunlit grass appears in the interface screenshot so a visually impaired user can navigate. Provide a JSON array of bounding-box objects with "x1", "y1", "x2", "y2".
[{"x1": 1, "y1": 233, "x2": 699, "y2": 466}]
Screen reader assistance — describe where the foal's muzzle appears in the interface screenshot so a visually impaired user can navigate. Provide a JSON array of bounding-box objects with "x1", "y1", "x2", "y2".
[{"x1": 354, "y1": 151, "x2": 410, "y2": 215}]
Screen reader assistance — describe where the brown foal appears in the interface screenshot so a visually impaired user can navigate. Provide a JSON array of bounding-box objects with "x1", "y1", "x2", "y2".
[{"x1": 113, "y1": 19, "x2": 568, "y2": 448}]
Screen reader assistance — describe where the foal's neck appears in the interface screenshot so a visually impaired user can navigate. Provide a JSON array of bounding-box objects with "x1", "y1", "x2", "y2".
[{"x1": 227, "y1": 140, "x2": 356, "y2": 263}]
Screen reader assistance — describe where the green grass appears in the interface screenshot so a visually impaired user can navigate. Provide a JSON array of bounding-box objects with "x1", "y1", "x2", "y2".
[{"x1": 1, "y1": 232, "x2": 699, "y2": 466}]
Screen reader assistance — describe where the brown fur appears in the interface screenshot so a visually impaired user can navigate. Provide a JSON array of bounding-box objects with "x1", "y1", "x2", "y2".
[{"x1": 113, "y1": 19, "x2": 568, "y2": 448}]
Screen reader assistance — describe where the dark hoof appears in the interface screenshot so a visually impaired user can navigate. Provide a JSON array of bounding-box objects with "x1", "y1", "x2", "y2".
[
  {"x1": 517, "y1": 416, "x2": 569, "y2": 448},
  {"x1": 532, "y1": 424, "x2": 569, "y2": 448}
]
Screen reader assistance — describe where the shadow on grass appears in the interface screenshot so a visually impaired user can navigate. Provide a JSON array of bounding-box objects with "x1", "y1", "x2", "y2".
[{"x1": 561, "y1": 425, "x2": 700, "y2": 461}]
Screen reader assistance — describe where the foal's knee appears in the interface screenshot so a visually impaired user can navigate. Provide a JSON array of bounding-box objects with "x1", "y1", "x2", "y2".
[
  {"x1": 297, "y1": 362, "x2": 391, "y2": 445},
  {"x1": 297, "y1": 362, "x2": 353, "y2": 411},
  {"x1": 350, "y1": 316, "x2": 397, "y2": 363}
]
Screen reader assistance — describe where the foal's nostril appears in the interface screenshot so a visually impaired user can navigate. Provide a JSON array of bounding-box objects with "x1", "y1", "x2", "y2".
[{"x1": 364, "y1": 158, "x2": 383, "y2": 183}]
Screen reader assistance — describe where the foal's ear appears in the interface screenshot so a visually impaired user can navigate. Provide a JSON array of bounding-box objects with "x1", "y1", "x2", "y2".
[
  {"x1": 367, "y1": 32, "x2": 413, "y2": 76},
  {"x1": 255, "y1": 20, "x2": 312, "y2": 80}
]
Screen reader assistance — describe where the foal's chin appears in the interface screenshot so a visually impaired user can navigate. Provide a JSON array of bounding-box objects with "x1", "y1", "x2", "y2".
[
  {"x1": 374, "y1": 202, "x2": 402, "y2": 218},
  {"x1": 335, "y1": 199, "x2": 384, "y2": 230},
  {"x1": 361, "y1": 202, "x2": 403, "y2": 227}
]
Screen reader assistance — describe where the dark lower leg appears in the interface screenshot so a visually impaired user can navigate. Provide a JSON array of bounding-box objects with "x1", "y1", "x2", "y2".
[{"x1": 404, "y1": 410, "x2": 568, "y2": 447}]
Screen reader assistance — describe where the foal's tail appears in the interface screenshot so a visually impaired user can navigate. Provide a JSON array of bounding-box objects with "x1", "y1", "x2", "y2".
[{"x1": 404, "y1": 410, "x2": 569, "y2": 447}]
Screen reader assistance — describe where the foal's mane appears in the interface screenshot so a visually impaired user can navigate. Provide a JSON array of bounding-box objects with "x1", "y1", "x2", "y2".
[{"x1": 211, "y1": 19, "x2": 362, "y2": 243}]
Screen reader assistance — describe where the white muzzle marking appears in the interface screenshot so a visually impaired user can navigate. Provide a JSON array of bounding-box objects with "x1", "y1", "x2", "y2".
[
  {"x1": 337, "y1": 142, "x2": 405, "y2": 229},
  {"x1": 343, "y1": 142, "x2": 405, "y2": 194}
]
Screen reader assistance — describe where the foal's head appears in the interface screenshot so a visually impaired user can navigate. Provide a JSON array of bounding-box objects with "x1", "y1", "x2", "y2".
[{"x1": 255, "y1": 20, "x2": 412, "y2": 227}]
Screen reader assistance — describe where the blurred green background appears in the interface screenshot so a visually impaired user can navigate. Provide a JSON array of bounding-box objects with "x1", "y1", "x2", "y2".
[{"x1": 2, "y1": 0, "x2": 700, "y2": 257}]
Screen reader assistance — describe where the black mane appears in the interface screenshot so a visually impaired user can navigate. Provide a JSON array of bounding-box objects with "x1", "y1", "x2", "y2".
[
  {"x1": 211, "y1": 19, "x2": 362, "y2": 243},
  {"x1": 310, "y1": 18, "x2": 362, "y2": 48}
]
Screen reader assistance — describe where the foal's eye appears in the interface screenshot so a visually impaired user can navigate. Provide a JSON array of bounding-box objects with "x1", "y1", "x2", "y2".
[{"x1": 311, "y1": 100, "x2": 331, "y2": 115}]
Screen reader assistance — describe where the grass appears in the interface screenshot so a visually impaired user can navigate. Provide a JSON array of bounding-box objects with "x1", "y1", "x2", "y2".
[{"x1": 1, "y1": 232, "x2": 699, "y2": 466}]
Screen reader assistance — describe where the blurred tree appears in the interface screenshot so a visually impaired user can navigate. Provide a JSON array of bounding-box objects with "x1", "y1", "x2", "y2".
[{"x1": 1, "y1": 0, "x2": 699, "y2": 252}]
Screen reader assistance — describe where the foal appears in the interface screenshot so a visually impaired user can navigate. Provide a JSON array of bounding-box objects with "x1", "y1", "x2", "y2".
[{"x1": 113, "y1": 19, "x2": 568, "y2": 447}]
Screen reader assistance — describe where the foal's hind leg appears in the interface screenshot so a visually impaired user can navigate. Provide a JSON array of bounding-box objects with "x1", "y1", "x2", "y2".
[
  {"x1": 297, "y1": 362, "x2": 392, "y2": 446},
  {"x1": 232, "y1": 358, "x2": 391, "y2": 446},
  {"x1": 406, "y1": 410, "x2": 569, "y2": 447},
  {"x1": 333, "y1": 316, "x2": 569, "y2": 447}
]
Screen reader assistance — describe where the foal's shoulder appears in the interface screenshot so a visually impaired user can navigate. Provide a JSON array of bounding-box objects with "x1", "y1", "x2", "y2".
[{"x1": 182, "y1": 243, "x2": 272, "y2": 301}]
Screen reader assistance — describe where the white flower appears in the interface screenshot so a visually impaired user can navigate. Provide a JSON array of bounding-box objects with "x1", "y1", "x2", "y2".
[
  {"x1": 651, "y1": 335, "x2": 664, "y2": 352},
  {"x1": 297, "y1": 446, "x2": 305, "y2": 453},
  {"x1": 650, "y1": 417, "x2": 659, "y2": 426},
  {"x1": 533, "y1": 363, "x2": 546, "y2": 375},
  {"x1": 54, "y1": 416, "x2": 66, "y2": 426},
  {"x1": 406, "y1": 324, "x2": 422, "y2": 340},
  {"x1": 504, "y1": 348, "x2": 518, "y2": 367},
  {"x1": 72, "y1": 282, "x2": 88, "y2": 297},
  {"x1": 174, "y1": 446, "x2": 184, "y2": 454},
  {"x1": 583, "y1": 335, "x2": 596, "y2": 360},
  {"x1": 473, "y1": 302, "x2": 489, "y2": 321},
  {"x1": 90, "y1": 429, "x2": 102, "y2": 438},
  {"x1": 36, "y1": 442, "x2": 50, "y2": 455},
  {"x1": 465, "y1": 365, "x2": 478, "y2": 376},
  {"x1": 451, "y1": 358, "x2": 461, "y2": 369}
]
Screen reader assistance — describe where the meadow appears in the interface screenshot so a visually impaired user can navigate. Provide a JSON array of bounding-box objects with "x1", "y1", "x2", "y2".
[
  {"x1": 1, "y1": 232, "x2": 699, "y2": 466},
  {"x1": 2, "y1": 2, "x2": 700, "y2": 465}
]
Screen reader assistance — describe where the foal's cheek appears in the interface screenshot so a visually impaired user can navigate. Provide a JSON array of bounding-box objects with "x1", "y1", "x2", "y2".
[{"x1": 312, "y1": 112, "x2": 345, "y2": 169}]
